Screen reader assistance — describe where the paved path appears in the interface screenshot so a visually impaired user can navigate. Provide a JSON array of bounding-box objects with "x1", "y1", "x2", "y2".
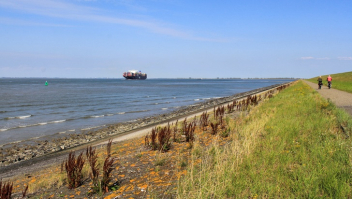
[{"x1": 304, "y1": 80, "x2": 352, "y2": 116}]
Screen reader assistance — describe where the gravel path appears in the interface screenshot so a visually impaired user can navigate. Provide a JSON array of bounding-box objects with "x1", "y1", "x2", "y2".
[{"x1": 304, "y1": 80, "x2": 352, "y2": 116}]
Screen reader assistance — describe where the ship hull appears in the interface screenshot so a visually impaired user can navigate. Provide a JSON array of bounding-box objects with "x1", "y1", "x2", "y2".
[{"x1": 124, "y1": 75, "x2": 147, "y2": 80}]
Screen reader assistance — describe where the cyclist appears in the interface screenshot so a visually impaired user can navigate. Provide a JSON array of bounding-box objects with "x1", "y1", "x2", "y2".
[
  {"x1": 317, "y1": 76, "x2": 323, "y2": 89},
  {"x1": 327, "y1": 75, "x2": 332, "y2": 89}
]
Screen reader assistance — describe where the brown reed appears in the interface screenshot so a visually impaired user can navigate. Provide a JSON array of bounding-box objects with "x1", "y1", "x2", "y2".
[
  {"x1": 106, "y1": 139, "x2": 112, "y2": 157},
  {"x1": 101, "y1": 156, "x2": 114, "y2": 193},
  {"x1": 173, "y1": 119, "x2": 178, "y2": 142},
  {"x1": 0, "y1": 180, "x2": 13, "y2": 199},
  {"x1": 210, "y1": 122, "x2": 219, "y2": 135},
  {"x1": 86, "y1": 146, "x2": 99, "y2": 188},
  {"x1": 22, "y1": 185, "x2": 28, "y2": 198},
  {"x1": 200, "y1": 111, "x2": 209, "y2": 130},
  {"x1": 64, "y1": 151, "x2": 85, "y2": 189}
]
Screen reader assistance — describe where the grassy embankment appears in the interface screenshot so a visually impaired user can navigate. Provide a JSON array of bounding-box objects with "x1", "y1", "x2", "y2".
[
  {"x1": 178, "y1": 80, "x2": 352, "y2": 198},
  {"x1": 307, "y1": 71, "x2": 352, "y2": 93}
]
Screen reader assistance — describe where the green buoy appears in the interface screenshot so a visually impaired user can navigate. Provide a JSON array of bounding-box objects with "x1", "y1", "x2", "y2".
[{"x1": 45, "y1": 81, "x2": 48, "y2": 86}]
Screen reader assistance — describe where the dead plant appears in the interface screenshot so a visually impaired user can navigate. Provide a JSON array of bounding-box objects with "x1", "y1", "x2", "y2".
[
  {"x1": 22, "y1": 185, "x2": 28, "y2": 198},
  {"x1": 173, "y1": 120, "x2": 178, "y2": 142},
  {"x1": 200, "y1": 111, "x2": 209, "y2": 130},
  {"x1": 64, "y1": 151, "x2": 85, "y2": 189},
  {"x1": 210, "y1": 122, "x2": 219, "y2": 135},
  {"x1": 106, "y1": 139, "x2": 112, "y2": 157},
  {"x1": 0, "y1": 180, "x2": 13, "y2": 199},
  {"x1": 101, "y1": 156, "x2": 114, "y2": 193},
  {"x1": 86, "y1": 146, "x2": 99, "y2": 188}
]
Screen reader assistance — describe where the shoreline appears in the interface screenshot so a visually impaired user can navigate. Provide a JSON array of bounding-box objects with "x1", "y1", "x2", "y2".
[{"x1": 0, "y1": 82, "x2": 293, "y2": 178}]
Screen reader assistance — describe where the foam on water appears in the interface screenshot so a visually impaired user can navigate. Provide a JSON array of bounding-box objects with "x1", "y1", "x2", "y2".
[
  {"x1": 91, "y1": 115, "x2": 104, "y2": 118},
  {"x1": 16, "y1": 115, "x2": 32, "y2": 119},
  {"x1": 50, "y1": 120, "x2": 66, "y2": 123}
]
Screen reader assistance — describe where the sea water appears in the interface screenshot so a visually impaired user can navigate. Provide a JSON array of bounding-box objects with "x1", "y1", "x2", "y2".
[{"x1": 0, "y1": 78, "x2": 293, "y2": 145}]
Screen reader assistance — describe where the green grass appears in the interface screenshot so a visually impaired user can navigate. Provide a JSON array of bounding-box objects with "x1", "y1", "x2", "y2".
[
  {"x1": 177, "y1": 80, "x2": 352, "y2": 198},
  {"x1": 308, "y1": 71, "x2": 352, "y2": 93}
]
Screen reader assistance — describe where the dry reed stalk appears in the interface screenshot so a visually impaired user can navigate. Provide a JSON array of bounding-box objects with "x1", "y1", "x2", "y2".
[
  {"x1": 86, "y1": 146, "x2": 99, "y2": 188},
  {"x1": 22, "y1": 185, "x2": 28, "y2": 198},
  {"x1": 173, "y1": 120, "x2": 178, "y2": 142},
  {"x1": 145, "y1": 133, "x2": 150, "y2": 146},
  {"x1": 185, "y1": 122, "x2": 195, "y2": 143},
  {"x1": 151, "y1": 127, "x2": 158, "y2": 150},
  {"x1": 200, "y1": 111, "x2": 209, "y2": 130},
  {"x1": 106, "y1": 139, "x2": 112, "y2": 157},
  {"x1": 101, "y1": 156, "x2": 114, "y2": 193},
  {"x1": 0, "y1": 180, "x2": 13, "y2": 199},
  {"x1": 65, "y1": 151, "x2": 85, "y2": 189},
  {"x1": 157, "y1": 125, "x2": 172, "y2": 152},
  {"x1": 210, "y1": 122, "x2": 219, "y2": 135}
]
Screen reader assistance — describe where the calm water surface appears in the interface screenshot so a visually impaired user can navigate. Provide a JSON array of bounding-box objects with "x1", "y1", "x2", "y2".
[{"x1": 0, "y1": 78, "x2": 293, "y2": 145}]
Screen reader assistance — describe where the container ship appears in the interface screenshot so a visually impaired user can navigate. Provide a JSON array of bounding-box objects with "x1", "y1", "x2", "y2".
[{"x1": 123, "y1": 70, "x2": 147, "y2": 80}]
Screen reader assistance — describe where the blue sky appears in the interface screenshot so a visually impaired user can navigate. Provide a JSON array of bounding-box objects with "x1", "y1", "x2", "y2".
[{"x1": 0, "y1": 0, "x2": 351, "y2": 78}]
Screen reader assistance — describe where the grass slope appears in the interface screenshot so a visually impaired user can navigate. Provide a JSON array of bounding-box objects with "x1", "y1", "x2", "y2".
[
  {"x1": 308, "y1": 71, "x2": 352, "y2": 93},
  {"x1": 178, "y1": 80, "x2": 352, "y2": 198}
]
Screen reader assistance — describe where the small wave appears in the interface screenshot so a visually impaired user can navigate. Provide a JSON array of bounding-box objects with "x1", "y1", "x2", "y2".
[
  {"x1": 203, "y1": 98, "x2": 211, "y2": 100},
  {"x1": 194, "y1": 99, "x2": 200, "y2": 101},
  {"x1": 29, "y1": 137, "x2": 40, "y2": 140},
  {"x1": 68, "y1": 129, "x2": 75, "y2": 132},
  {"x1": 91, "y1": 115, "x2": 104, "y2": 118},
  {"x1": 38, "y1": 122, "x2": 47, "y2": 125},
  {"x1": 19, "y1": 125, "x2": 27, "y2": 128},
  {"x1": 154, "y1": 103, "x2": 159, "y2": 105},
  {"x1": 161, "y1": 108, "x2": 168, "y2": 110},
  {"x1": 0, "y1": 129, "x2": 7, "y2": 132},
  {"x1": 50, "y1": 120, "x2": 66, "y2": 123},
  {"x1": 58, "y1": 131, "x2": 66, "y2": 134},
  {"x1": 173, "y1": 97, "x2": 176, "y2": 99},
  {"x1": 82, "y1": 127, "x2": 92, "y2": 130},
  {"x1": 128, "y1": 110, "x2": 150, "y2": 113},
  {"x1": 5, "y1": 117, "x2": 15, "y2": 120},
  {"x1": 0, "y1": 111, "x2": 7, "y2": 113},
  {"x1": 106, "y1": 114, "x2": 114, "y2": 116},
  {"x1": 118, "y1": 112, "x2": 125, "y2": 114},
  {"x1": 16, "y1": 115, "x2": 32, "y2": 119}
]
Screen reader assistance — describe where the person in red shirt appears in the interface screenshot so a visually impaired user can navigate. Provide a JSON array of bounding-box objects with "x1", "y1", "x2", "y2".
[{"x1": 327, "y1": 75, "x2": 332, "y2": 89}]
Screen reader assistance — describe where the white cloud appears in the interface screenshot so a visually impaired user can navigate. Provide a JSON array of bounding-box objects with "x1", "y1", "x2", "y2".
[
  {"x1": 300, "y1": 57, "x2": 314, "y2": 60},
  {"x1": 0, "y1": 0, "x2": 224, "y2": 41},
  {"x1": 338, "y1": 57, "x2": 352, "y2": 60}
]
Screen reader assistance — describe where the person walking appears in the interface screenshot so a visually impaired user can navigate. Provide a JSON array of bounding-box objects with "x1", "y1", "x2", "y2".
[
  {"x1": 317, "y1": 76, "x2": 323, "y2": 89},
  {"x1": 327, "y1": 75, "x2": 332, "y2": 89}
]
